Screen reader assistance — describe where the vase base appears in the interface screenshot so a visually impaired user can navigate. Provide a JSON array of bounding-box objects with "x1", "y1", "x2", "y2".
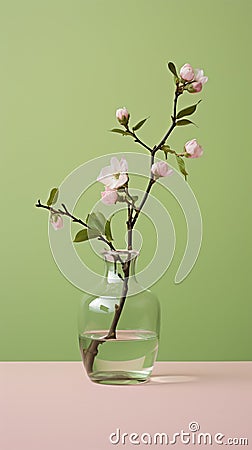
[{"x1": 88, "y1": 370, "x2": 151, "y2": 385}]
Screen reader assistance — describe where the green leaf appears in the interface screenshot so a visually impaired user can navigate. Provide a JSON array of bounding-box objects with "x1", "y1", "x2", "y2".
[
  {"x1": 73, "y1": 229, "x2": 88, "y2": 242},
  {"x1": 176, "y1": 100, "x2": 201, "y2": 120},
  {"x1": 176, "y1": 119, "x2": 196, "y2": 126},
  {"x1": 105, "y1": 219, "x2": 113, "y2": 242},
  {"x1": 162, "y1": 144, "x2": 170, "y2": 151},
  {"x1": 125, "y1": 191, "x2": 138, "y2": 204},
  {"x1": 110, "y1": 128, "x2": 125, "y2": 134},
  {"x1": 176, "y1": 156, "x2": 188, "y2": 181},
  {"x1": 162, "y1": 145, "x2": 170, "y2": 160},
  {"x1": 73, "y1": 228, "x2": 100, "y2": 243},
  {"x1": 88, "y1": 229, "x2": 101, "y2": 239},
  {"x1": 132, "y1": 117, "x2": 149, "y2": 132},
  {"x1": 117, "y1": 194, "x2": 126, "y2": 202},
  {"x1": 167, "y1": 61, "x2": 178, "y2": 78},
  {"x1": 88, "y1": 212, "x2": 106, "y2": 234},
  {"x1": 95, "y1": 212, "x2": 106, "y2": 230},
  {"x1": 46, "y1": 188, "x2": 59, "y2": 206},
  {"x1": 161, "y1": 144, "x2": 170, "y2": 153},
  {"x1": 110, "y1": 128, "x2": 132, "y2": 136},
  {"x1": 161, "y1": 145, "x2": 174, "y2": 160}
]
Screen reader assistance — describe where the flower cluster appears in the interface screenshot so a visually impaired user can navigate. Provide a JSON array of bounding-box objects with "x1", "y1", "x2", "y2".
[
  {"x1": 97, "y1": 157, "x2": 128, "y2": 205},
  {"x1": 180, "y1": 63, "x2": 208, "y2": 93},
  {"x1": 96, "y1": 156, "x2": 174, "y2": 205}
]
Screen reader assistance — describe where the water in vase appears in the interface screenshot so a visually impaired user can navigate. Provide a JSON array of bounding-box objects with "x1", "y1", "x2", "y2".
[{"x1": 79, "y1": 329, "x2": 158, "y2": 385}]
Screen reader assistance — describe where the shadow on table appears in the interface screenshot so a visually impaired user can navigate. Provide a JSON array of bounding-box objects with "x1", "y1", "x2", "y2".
[{"x1": 148, "y1": 375, "x2": 198, "y2": 385}]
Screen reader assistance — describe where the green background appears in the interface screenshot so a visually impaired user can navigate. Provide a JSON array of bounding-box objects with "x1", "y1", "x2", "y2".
[{"x1": 1, "y1": 0, "x2": 251, "y2": 361}]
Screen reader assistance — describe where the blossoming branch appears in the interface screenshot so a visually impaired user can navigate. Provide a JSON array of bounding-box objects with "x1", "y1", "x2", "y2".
[
  {"x1": 36, "y1": 61, "x2": 207, "y2": 241},
  {"x1": 36, "y1": 61, "x2": 207, "y2": 372}
]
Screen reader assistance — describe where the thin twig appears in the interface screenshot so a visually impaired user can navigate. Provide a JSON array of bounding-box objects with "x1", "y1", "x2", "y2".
[
  {"x1": 154, "y1": 89, "x2": 181, "y2": 152},
  {"x1": 36, "y1": 200, "x2": 89, "y2": 227},
  {"x1": 125, "y1": 126, "x2": 152, "y2": 153}
]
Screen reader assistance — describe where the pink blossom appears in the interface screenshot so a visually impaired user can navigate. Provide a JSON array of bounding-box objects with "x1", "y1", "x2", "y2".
[
  {"x1": 185, "y1": 139, "x2": 203, "y2": 158},
  {"x1": 116, "y1": 107, "x2": 129, "y2": 126},
  {"x1": 50, "y1": 214, "x2": 63, "y2": 230},
  {"x1": 180, "y1": 63, "x2": 195, "y2": 82},
  {"x1": 151, "y1": 161, "x2": 173, "y2": 179},
  {"x1": 194, "y1": 68, "x2": 208, "y2": 85},
  {"x1": 101, "y1": 187, "x2": 118, "y2": 205},
  {"x1": 97, "y1": 157, "x2": 128, "y2": 189},
  {"x1": 188, "y1": 68, "x2": 208, "y2": 93}
]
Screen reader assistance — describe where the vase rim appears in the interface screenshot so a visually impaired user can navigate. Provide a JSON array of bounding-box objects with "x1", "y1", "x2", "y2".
[{"x1": 101, "y1": 249, "x2": 139, "y2": 261}]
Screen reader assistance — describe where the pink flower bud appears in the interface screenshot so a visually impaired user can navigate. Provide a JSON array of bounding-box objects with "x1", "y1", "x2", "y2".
[
  {"x1": 184, "y1": 139, "x2": 203, "y2": 158},
  {"x1": 180, "y1": 63, "x2": 195, "y2": 82},
  {"x1": 50, "y1": 214, "x2": 63, "y2": 230},
  {"x1": 116, "y1": 107, "x2": 129, "y2": 126},
  {"x1": 101, "y1": 187, "x2": 118, "y2": 205},
  {"x1": 151, "y1": 161, "x2": 173, "y2": 179},
  {"x1": 187, "y1": 81, "x2": 203, "y2": 93}
]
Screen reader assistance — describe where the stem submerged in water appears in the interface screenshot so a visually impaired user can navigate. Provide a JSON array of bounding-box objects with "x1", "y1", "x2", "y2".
[{"x1": 83, "y1": 261, "x2": 130, "y2": 375}]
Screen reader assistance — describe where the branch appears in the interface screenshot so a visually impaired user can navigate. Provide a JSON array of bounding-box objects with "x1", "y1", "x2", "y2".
[
  {"x1": 131, "y1": 130, "x2": 153, "y2": 153},
  {"x1": 122, "y1": 125, "x2": 152, "y2": 153},
  {"x1": 83, "y1": 258, "x2": 131, "y2": 373},
  {"x1": 155, "y1": 88, "x2": 181, "y2": 153},
  {"x1": 131, "y1": 178, "x2": 155, "y2": 227},
  {"x1": 35, "y1": 200, "x2": 117, "y2": 251},
  {"x1": 36, "y1": 200, "x2": 88, "y2": 227},
  {"x1": 130, "y1": 86, "x2": 181, "y2": 228}
]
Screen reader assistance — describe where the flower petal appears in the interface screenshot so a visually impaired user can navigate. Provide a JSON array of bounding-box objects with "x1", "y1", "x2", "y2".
[
  {"x1": 194, "y1": 69, "x2": 203, "y2": 81},
  {"x1": 110, "y1": 157, "x2": 120, "y2": 172},
  {"x1": 200, "y1": 76, "x2": 208, "y2": 85},
  {"x1": 97, "y1": 165, "x2": 113, "y2": 181},
  {"x1": 119, "y1": 157, "x2": 128, "y2": 173},
  {"x1": 100, "y1": 175, "x2": 116, "y2": 187}
]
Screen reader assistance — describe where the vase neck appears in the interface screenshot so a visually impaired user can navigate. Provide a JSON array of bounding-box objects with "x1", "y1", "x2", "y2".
[{"x1": 102, "y1": 250, "x2": 138, "y2": 284}]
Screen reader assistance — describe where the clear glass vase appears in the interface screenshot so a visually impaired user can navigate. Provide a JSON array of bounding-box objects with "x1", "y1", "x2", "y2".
[{"x1": 78, "y1": 250, "x2": 160, "y2": 385}]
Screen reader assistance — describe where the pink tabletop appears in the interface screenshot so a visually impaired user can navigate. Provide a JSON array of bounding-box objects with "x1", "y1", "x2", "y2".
[{"x1": 0, "y1": 362, "x2": 251, "y2": 450}]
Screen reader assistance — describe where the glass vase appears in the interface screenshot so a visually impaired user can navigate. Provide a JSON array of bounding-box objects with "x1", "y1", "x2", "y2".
[{"x1": 78, "y1": 250, "x2": 160, "y2": 385}]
